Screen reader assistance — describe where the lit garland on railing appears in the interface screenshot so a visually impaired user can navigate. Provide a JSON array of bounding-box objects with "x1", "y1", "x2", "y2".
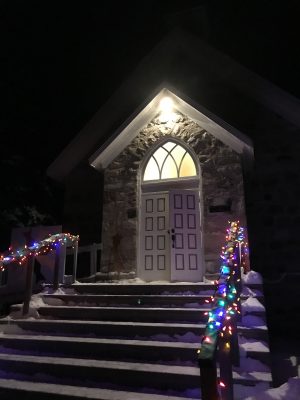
[
  {"x1": 198, "y1": 221, "x2": 248, "y2": 358},
  {"x1": 0, "y1": 233, "x2": 79, "y2": 272}
]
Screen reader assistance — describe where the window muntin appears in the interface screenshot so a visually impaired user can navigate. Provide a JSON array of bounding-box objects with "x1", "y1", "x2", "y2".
[{"x1": 143, "y1": 141, "x2": 197, "y2": 181}]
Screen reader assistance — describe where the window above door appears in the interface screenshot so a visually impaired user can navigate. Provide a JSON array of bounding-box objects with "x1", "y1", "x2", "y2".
[{"x1": 143, "y1": 141, "x2": 197, "y2": 181}]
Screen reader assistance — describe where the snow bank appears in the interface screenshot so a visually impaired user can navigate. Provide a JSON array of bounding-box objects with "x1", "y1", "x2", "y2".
[
  {"x1": 242, "y1": 270, "x2": 263, "y2": 284},
  {"x1": 242, "y1": 297, "x2": 265, "y2": 313},
  {"x1": 243, "y1": 377, "x2": 300, "y2": 400},
  {"x1": 7, "y1": 294, "x2": 47, "y2": 319},
  {"x1": 240, "y1": 315, "x2": 267, "y2": 328},
  {"x1": 242, "y1": 286, "x2": 262, "y2": 297},
  {"x1": 42, "y1": 286, "x2": 76, "y2": 295},
  {"x1": 239, "y1": 357, "x2": 270, "y2": 373},
  {"x1": 239, "y1": 336, "x2": 269, "y2": 353}
]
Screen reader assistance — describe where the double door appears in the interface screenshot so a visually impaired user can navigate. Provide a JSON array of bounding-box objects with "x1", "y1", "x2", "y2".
[{"x1": 139, "y1": 190, "x2": 203, "y2": 282}]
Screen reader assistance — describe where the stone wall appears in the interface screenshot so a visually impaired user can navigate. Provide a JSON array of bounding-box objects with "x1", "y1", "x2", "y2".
[{"x1": 101, "y1": 112, "x2": 246, "y2": 277}]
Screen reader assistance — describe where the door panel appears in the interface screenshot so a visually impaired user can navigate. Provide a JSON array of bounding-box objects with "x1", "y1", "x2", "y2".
[
  {"x1": 139, "y1": 193, "x2": 170, "y2": 281},
  {"x1": 170, "y1": 190, "x2": 203, "y2": 281}
]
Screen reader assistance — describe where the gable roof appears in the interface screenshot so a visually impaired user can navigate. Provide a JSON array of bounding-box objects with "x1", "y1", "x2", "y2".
[
  {"x1": 47, "y1": 29, "x2": 300, "y2": 182},
  {"x1": 89, "y1": 86, "x2": 254, "y2": 170}
]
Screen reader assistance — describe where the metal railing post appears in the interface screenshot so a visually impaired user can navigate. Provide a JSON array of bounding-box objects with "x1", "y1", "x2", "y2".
[
  {"x1": 91, "y1": 243, "x2": 97, "y2": 277},
  {"x1": 53, "y1": 244, "x2": 61, "y2": 291},
  {"x1": 199, "y1": 357, "x2": 220, "y2": 400},
  {"x1": 72, "y1": 240, "x2": 78, "y2": 283},
  {"x1": 219, "y1": 334, "x2": 234, "y2": 400},
  {"x1": 23, "y1": 255, "x2": 35, "y2": 315},
  {"x1": 231, "y1": 314, "x2": 240, "y2": 367}
]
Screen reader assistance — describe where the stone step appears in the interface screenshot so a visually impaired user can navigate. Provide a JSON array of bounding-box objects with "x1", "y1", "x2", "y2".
[
  {"x1": 0, "y1": 378, "x2": 199, "y2": 400},
  {"x1": 0, "y1": 319, "x2": 269, "y2": 342},
  {"x1": 0, "y1": 353, "x2": 272, "y2": 392},
  {"x1": 70, "y1": 283, "x2": 215, "y2": 295}
]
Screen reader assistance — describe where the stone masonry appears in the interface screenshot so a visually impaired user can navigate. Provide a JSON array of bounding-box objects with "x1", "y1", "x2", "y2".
[{"x1": 101, "y1": 112, "x2": 247, "y2": 278}]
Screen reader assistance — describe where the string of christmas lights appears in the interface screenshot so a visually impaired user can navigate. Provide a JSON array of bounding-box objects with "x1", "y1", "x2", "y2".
[
  {"x1": 198, "y1": 221, "x2": 248, "y2": 357},
  {"x1": 0, "y1": 233, "x2": 79, "y2": 272}
]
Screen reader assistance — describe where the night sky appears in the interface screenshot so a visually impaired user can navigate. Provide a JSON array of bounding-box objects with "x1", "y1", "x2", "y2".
[{"x1": 1, "y1": 0, "x2": 300, "y2": 249}]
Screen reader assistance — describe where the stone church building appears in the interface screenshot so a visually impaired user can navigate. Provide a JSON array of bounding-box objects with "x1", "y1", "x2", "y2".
[{"x1": 47, "y1": 29, "x2": 300, "y2": 300}]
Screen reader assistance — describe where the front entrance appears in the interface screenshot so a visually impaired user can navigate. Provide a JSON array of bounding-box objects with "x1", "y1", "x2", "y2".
[{"x1": 139, "y1": 189, "x2": 203, "y2": 282}]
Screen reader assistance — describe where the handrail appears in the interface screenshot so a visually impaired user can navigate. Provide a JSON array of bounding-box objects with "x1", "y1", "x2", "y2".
[
  {"x1": 0, "y1": 233, "x2": 79, "y2": 315},
  {"x1": 66, "y1": 242, "x2": 102, "y2": 279},
  {"x1": 198, "y1": 221, "x2": 247, "y2": 400}
]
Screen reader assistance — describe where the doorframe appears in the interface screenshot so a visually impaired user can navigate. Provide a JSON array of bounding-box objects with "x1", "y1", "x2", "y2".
[{"x1": 136, "y1": 137, "x2": 204, "y2": 281}]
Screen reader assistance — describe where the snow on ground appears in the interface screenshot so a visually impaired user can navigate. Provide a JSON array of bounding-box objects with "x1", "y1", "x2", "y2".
[
  {"x1": 6, "y1": 294, "x2": 47, "y2": 319},
  {"x1": 240, "y1": 314, "x2": 267, "y2": 328},
  {"x1": 242, "y1": 270, "x2": 263, "y2": 284},
  {"x1": 239, "y1": 357, "x2": 270, "y2": 373},
  {"x1": 3, "y1": 270, "x2": 298, "y2": 400},
  {"x1": 241, "y1": 285, "x2": 262, "y2": 297},
  {"x1": 242, "y1": 297, "x2": 265, "y2": 313},
  {"x1": 42, "y1": 286, "x2": 76, "y2": 295},
  {"x1": 239, "y1": 336, "x2": 269, "y2": 353},
  {"x1": 242, "y1": 377, "x2": 300, "y2": 399},
  {"x1": 75, "y1": 276, "x2": 215, "y2": 285}
]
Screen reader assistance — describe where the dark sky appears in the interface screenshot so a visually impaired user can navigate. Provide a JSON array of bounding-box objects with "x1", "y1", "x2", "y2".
[
  {"x1": 1, "y1": 0, "x2": 300, "y2": 246},
  {"x1": 3, "y1": 0, "x2": 300, "y2": 166}
]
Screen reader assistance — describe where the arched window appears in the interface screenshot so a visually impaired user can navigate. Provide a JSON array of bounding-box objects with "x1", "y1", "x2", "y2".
[{"x1": 143, "y1": 141, "x2": 197, "y2": 181}]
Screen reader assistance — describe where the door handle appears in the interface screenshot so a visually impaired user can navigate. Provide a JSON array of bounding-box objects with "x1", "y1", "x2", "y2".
[{"x1": 171, "y1": 230, "x2": 176, "y2": 248}]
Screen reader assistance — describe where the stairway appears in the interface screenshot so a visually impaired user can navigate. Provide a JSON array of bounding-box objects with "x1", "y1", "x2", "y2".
[{"x1": 0, "y1": 279, "x2": 272, "y2": 399}]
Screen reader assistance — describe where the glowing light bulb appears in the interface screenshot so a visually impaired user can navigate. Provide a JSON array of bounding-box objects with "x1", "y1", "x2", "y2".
[{"x1": 159, "y1": 97, "x2": 173, "y2": 113}]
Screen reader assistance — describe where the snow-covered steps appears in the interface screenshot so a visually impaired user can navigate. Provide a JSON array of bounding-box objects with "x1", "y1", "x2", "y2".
[
  {"x1": 35, "y1": 305, "x2": 211, "y2": 322},
  {"x1": 0, "y1": 318, "x2": 269, "y2": 341},
  {"x1": 0, "y1": 332, "x2": 271, "y2": 367},
  {"x1": 0, "y1": 319, "x2": 206, "y2": 340},
  {"x1": 41, "y1": 293, "x2": 265, "y2": 307},
  {"x1": 0, "y1": 353, "x2": 272, "y2": 391},
  {"x1": 70, "y1": 283, "x2": 215, "y2": 295},
  {"x1": 41, "y1": 293, "x2": 213, "y2": 307},
  {"x1": 0, "y1": 334, "x2": 201, "y2": 364},
  {"x1": 0, "y1": 278, "x2": 272, "y2": 399},
  {"x1": 0, "y1": 379, "x2": 200, "y2": 400}
]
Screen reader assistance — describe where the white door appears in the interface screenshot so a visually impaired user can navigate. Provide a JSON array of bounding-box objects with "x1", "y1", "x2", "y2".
[
  {"x1": 139, "y1": 192, "x2": 170, "y2": 281},
  {"x1": 139, "y1": 190, "x2": 203, "y2": 282},
  {"x1": 169, "y1": 190, "x2": 203, "y2": 282}
]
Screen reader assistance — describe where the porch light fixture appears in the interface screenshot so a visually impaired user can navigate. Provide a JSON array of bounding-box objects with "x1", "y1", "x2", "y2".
[
  {"x1": 159, "y1": 96, "x2": 175, "y2": 123},
  {"x1": 159, "y1": 97, "x2": 173, "y2": 113}
]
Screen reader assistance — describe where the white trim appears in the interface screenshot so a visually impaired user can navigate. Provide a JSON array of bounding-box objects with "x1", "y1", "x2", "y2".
[{"x1": 89, "y1": 88, "x2": 254, "y2": 170}]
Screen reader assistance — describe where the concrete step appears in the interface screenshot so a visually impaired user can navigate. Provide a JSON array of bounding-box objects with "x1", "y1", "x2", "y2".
[
  {"x1": 0, "y1": 353, "x2": 272, "y2": 392},
  {"x1": 0, "y1": 332, "x2": 272, "y2": 366},
  {"x1": 0, "y1": 378, "x2": 200, "y2": 400},
  {"x1": 0, "y1": 334, "x2": 200, "y2": 364},
  {"x1": 0, "y1": 280, "x2": 272, "y2": 399},
  {"x1": 41, "y1": 294, "x2": 213, "y2": 307},
  {"x1": 32, "y1": 304, "x2": 265, "y2": 323},
  {"x1": 0, "y1": 318, "x2": 269, "y2": 342},
  {"x1": 36, "y1": 306, "x2": 211, "y2": 322},
  {"x1": 70, "y1": 283, "x2": 215, "y2": 295},
  {"x1": 41, "y1": 293, "x2": 265, "y2": 307}
]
